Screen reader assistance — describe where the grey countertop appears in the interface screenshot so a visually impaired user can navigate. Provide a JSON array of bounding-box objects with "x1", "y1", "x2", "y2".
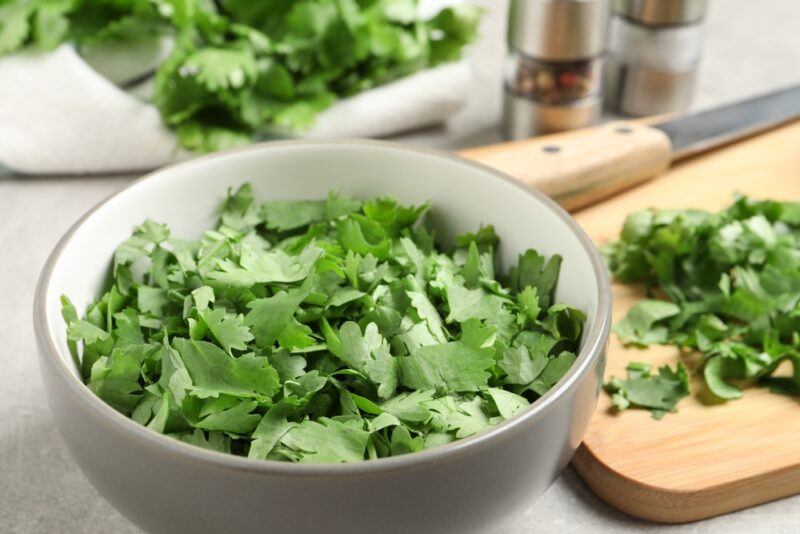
[{"x1": 3, "y1": 0, "x2": 800, "y2": 532}]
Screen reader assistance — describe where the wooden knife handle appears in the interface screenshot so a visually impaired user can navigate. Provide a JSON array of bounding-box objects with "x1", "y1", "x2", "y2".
[{"x1": 458, "y1": 122, "x2": 673, "y2": 212}]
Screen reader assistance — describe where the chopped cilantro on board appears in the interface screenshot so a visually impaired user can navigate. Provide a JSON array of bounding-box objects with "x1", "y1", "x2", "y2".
[
  {"x1": 605, "y1": 196, "x2": 800, "y2": 416},
  {"x1": 604, "y1": 362, "x2": 690, "y2": 419},
  {"x1": 0, "y1": 0, "x2": 481, "y2": 151},
  {"x1": 63, "y1": 185, "x2": 585, "y2": 463}
]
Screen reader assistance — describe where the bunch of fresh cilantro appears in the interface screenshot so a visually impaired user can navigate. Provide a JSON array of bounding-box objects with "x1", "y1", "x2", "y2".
[
  {"x1": 61, "y1": 185, "x2": 585, "y2": 463},
  {"x1": 604, "y1": 195, "x2": 800, "y2": 417},
  {"x1": 0, "y1": 0, "x2": 481, "y2": 151}
]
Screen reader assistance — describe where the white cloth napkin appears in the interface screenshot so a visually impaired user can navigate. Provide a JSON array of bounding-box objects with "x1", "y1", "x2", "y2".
[{"x1": 0, "y1": 0, "x2": 470, "y2": 175}]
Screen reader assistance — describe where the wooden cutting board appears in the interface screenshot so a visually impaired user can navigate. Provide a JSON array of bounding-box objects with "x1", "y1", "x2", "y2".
[{"x1": 467, "y1": 120, "x2": 800, "y2": 523}]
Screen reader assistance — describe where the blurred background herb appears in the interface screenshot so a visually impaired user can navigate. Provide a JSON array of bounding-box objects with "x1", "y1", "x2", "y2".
[{"x1": 0, "y1": 0, "x2": 482, "y2": 151}]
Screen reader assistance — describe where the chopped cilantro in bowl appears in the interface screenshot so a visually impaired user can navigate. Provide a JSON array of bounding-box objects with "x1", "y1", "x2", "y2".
[{"x1": 61, "y1": 184, "x2": 586, "y2": 463}]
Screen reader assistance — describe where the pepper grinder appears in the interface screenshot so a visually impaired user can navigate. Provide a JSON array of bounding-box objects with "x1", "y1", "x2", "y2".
[
  {"x1": 503, "y1": 0, "x2": 610, "y2": 140},
  {"x1": 606, "y1": 0, "x2": 708, "y2": 116}
]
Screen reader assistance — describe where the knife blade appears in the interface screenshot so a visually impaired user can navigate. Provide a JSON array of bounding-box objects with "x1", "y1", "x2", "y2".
[
  {"x1": 655, "y1": 84, "x2": 800, "y2": 160},
  {"x1": 460, "y1": 84, "x2": 800, "y2": 211}
]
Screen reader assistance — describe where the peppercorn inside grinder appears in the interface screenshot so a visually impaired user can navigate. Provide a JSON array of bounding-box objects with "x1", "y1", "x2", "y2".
[{"x1": 504, "y1": 0, "x2": 610, "y2": 140}]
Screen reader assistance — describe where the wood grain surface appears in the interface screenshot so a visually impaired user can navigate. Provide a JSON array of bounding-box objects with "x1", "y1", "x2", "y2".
[
  {"x1": 460, "y1": 122, "x2": 672, "y2": 211},
  {"x1": 469, "y1": 119, "x2": 800, "y2": 524}
]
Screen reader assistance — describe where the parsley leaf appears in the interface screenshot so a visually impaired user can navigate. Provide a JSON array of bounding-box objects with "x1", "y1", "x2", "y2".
[
  {"x1": 400, "y1": 341, "x2": 495, "y2": 393},
  {"x1": 604, "y1": 362, "x2": 690, "y2": 419},
  {"x1": 245, "y1": 275, "x2": 314, "y2": 348},
  {"x1": 278, "y1": 418, "x2": 370, "y2": 463},
  {"x1": 199, "y1": 308, "x2": 254, "y2": 353},
  {"x1": 499, "y1": 345, "x2": 548, "y2": 385},
  {"x1": 209, "y1": 244, "x2": 321, "y2": 287},
  {"x1": 260, "y1": 200, "x2": 327, "y2": 232},
  {"x1": 333, "y1": 322, "x2": 399, "y2": 399},
  {"x1": 613, "y1": 300, "x2": 681, "y2": 347},
  {"x1": 173, "y1": 338, "x2": 279, "y2": 400},
  {"x1": 509, "y1": 250, "x2": 563, "y2": 309}
]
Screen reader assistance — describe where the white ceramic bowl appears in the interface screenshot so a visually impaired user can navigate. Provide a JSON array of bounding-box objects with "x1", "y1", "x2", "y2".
[{"x1": 34, "y1": 140, "x2": 611, "y2": 534}]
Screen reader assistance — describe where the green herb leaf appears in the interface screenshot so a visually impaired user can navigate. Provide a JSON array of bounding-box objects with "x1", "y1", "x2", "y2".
[
  {"x1": 279, "y1": 417, "x2": 370, "y2": 463},
  {"x1": 614, "y1": 300, "x2": 681, "y2": 347},
  {"x1": 606, "y1": 195, "x2": 800, "y2": 413},
  {"x1": 400, "y1": 341, "x2": 495, "y2": 393},
  {"x1": 173, "y1": 338, "x2": 279, "y2": 400},
  {"x1": 245, "y1": 276, "x2": 313, "y2": 348},
  {"x1": 605, "y1": 362, "x2": 690, "y2": 419},
  {"x1": 199, "y1": 308, "x2": 254, "y2": 353},
  {"x1": 66, "y1": 186, "x2": 582, "y2": 462},
  {"x1": 509, "y1": 250, "x2": 562, "y2": 309}
]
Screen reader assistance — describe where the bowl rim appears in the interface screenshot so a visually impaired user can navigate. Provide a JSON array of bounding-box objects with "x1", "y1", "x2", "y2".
[{"x1": 34, "y1": 138, "x2": 612, "y2": 476}]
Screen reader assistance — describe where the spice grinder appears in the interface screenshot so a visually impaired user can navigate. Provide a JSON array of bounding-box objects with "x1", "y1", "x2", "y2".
[
  {"x1": 503, "y1": 0, "x2": 610, "y2": 139},
  {"x1": 606, "y1": 0, "x2": 708, "y2": 116}
]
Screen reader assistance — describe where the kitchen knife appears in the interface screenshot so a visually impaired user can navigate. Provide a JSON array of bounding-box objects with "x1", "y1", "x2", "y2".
[{"x1": 460, "y1": 84, "x2": 800, "y2": 211}]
